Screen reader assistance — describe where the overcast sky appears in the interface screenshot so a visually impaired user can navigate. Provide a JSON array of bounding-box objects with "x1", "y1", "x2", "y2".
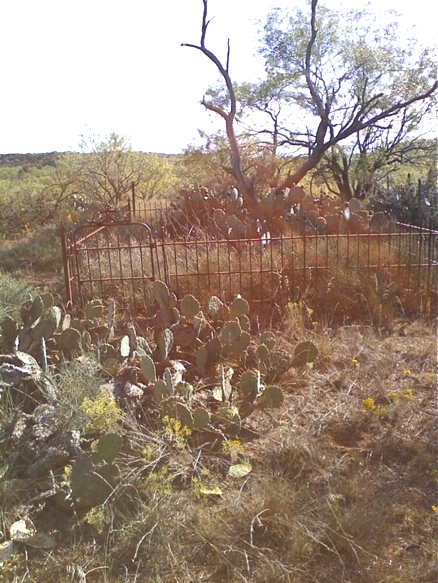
[{"x1": 0, "y1": 0, "x2": 435, "y2": 155}]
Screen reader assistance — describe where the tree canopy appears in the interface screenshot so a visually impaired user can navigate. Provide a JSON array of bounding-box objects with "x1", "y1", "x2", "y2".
[{"x1": 185, "y1": 0, "x2": 437, "y2": 200}]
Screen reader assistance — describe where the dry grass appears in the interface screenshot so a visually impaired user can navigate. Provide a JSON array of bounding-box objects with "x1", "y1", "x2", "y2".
[
  {"x1": 0, "y1": 223, "x2": 436, "y2": 582},
  {"x1": 65, "y1": 226, "x2": 436, "y2": 328},
  {"x1": 0, "y1": 313, "x2": 435, "y2": 583}
]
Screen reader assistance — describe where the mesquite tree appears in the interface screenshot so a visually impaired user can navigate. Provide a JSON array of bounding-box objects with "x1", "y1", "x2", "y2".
[{"x1": 185, "y1": 0, "x2": 437, "y2": 200}]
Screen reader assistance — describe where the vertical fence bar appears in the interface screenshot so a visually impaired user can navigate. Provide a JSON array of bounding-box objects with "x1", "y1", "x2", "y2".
[
  {"x1": 195, "y1": 239, "x2": 201, "y2": 298},
  {"x1": 249, "y1": 236, "x2": 254, "y2": 302},
  {"x1": 303, "y1": 227, "x2": 307, "y2": 288},
  {"x1": 131, "y1": 182, "x2": 136, "y2": 219},
  {"x1": 417, "y1": 220, "x2": 423, "y2": 289},
  {"x1": 63, "y1": 205, "x2": 438, "y2": 317},
  {"x1": 61, "y1": 223, "x2": 75, "y2": 311}
]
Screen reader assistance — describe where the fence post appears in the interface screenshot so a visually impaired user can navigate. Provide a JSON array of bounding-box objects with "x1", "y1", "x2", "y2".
[
  {"x1": 131, "y1": 181, "x2": 136, "y2": 219},
  {"x1": 417, "y1": 178, "x2": 422, "y2": 225},
  {"x1": 60, "y1": 222, "x2": 73, "y2": 312}
]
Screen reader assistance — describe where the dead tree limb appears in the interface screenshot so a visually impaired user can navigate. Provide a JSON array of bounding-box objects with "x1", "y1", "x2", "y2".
[{"x1": 182, "y1": 0, "x2": 257, "y2": 206}]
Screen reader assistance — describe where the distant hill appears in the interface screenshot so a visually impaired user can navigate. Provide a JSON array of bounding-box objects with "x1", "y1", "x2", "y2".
[
  {"x1": 0, "y1": 151, "x2": 181, "y2": 169},
  {"x1": 0, "y1": 152, "x2": 63, "y2": 168}
]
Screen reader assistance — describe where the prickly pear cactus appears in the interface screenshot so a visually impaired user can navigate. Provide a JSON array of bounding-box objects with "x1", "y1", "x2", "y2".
[
  {"x1": 260, "y1": 332, "x2": 275, "y2": 350},
  {"x1": 85, "y1": 300, "x2": 104, "y2": 321},
  {"x1": 230, "y1": 296, "x2": 249, "y2": 318},
  {"x1": 59, "y1": 327, "x2": 82, "y2": 353},
  {"x1": 257, "y1": 386, "x2": 284, "y2": 409},
  {"x1": 0, "y1": 316, "x2": 18, "y2": 350},
  {"x1": 220, "y1": 321, "x2": 241, "y2": 345},
  {"x1": 40, "y1": 292, "x2": 54, "y2": 309},
  {"x1": 193, "y1": 408, "x2": 210, "y2": 429},
  {"x1": 196, "y1": 344, "x2": 208, "y2": 373},
  {"x1": 153, "y1": 379, "x2": 173, "y2": 403},
  {"x1": 153, "y1": 280, "x2": 170, "y2": 308},
  {"x1": 70, "y1": 453, "x2": 118, "y2": 509},
  {"x1": 292, "y1": 340, "x2": 318, "y2": 367},
  {"x1": 70, "y1": 433, "x2": 122, "y2": 509},
  {"x1": 96, "y1": 433, "x2": 123, "y2": 464},
  {"x1": 180, "y1": 294, "x2": 201, "y2": 318},
  {"x1": 240, "y1": 370, "x2": 262, "y2": 401},
  {"x1": 158, "y1": 329, "x2": 174, "y2": 360},
  {"x1": 141, "y1": 354, "x2": 157, "y2": 383},
  {"x1": 208, "y1": 296, "x2": 229, "y2": 321}
]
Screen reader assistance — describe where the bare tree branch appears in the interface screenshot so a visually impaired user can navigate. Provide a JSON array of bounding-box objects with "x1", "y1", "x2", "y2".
[{"x1": 182, "y1": 0, "x2": 256, "y2": 204}]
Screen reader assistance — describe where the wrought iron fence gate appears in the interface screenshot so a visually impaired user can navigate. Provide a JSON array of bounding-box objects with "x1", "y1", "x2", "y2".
[{"x1": 61, "y1": 206, "x2": 438, "y2": 317}]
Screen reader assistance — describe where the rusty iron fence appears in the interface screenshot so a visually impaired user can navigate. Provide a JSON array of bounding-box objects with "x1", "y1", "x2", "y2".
[{"x1": 61, "y1": 204, "x2": 438, "y2": 318}]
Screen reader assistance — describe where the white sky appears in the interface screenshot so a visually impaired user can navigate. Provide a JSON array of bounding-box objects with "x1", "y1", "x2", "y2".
[{"x1": 0, "y1": 0, "x2": 435, "y2": 155}]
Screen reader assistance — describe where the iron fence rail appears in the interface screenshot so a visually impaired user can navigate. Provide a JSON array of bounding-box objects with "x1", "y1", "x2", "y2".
[{"x1": 61, "y1": 215, "x2": 438, "y2": 317}]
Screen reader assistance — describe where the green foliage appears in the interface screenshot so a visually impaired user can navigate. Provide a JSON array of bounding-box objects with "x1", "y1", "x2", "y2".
[
  {"x1": 199, "y1": 2, "x2": 436, "y2": 198},
  {"x1": 0, "y1": 272, "x2": 33, "y2": 322},
  {"x1": 69, "y1": 433, "x2": 122, "y2": 508},
  {"x1": 257, "y1": 386, "x2": 284, "y2": 409},
  {"x1": 79, "y1": 390, "x2": 125, "y2": 434},
  {"x1": 0, "y1": 279, "x2": 313, "y2": 445},
  {"x1": 292, "y1": 340, "x2": 319, "y2": 367},
  {"x1": 158, "y1": 328, "x2": 174, "y2": 360},
  {"x1": 180, "y1": 294, "x2": 201, "y2": 318}
]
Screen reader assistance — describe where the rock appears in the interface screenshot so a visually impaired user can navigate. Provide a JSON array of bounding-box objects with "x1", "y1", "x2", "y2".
[
  {"x1": 0, "y1": 541, "x2": 15, "y2": 565},
  {"x1": 10, "y1": 518, "x2": 36, "y2": 542},
  {"x1": 3, "y1": 406, "x2": 82, "y2": 478},
  {"x1": 0, "y1": 352, "x2": 57, "y2": 411},
  {"x1": 9, "y1": 519, "x2": 56, "y2": 549}
]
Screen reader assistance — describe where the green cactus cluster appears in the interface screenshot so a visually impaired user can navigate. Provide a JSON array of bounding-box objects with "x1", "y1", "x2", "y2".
[
  {"x1": 70, "y1": 433, "x2": 123, "y2": 509},
  {"x1": 0, "y1": 281, "x2": 319, "y2": 443}
]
